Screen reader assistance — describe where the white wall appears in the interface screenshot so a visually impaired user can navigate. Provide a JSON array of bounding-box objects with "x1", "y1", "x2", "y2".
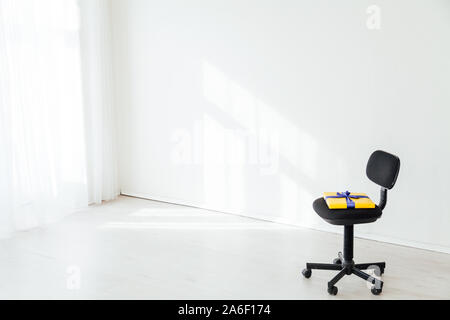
[{"x1": 111, "y1": 0, "x2": 450, "y2": 253}]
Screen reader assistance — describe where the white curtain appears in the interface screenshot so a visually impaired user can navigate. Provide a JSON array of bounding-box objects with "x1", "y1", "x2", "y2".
[
  {"x1": 79, "y1": 0, "x2": 119, "y2": 205},
  {"x1": 0, "y1": 0, "x2": 118, "y2": 238}
]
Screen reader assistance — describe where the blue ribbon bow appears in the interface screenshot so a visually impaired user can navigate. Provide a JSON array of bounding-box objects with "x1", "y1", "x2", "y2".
[{"x1": 325, "y1": 191, "x2": 369, "y2": 209}]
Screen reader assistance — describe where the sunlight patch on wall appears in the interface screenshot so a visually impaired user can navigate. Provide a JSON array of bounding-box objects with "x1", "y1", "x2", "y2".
[{"x1": 202, "y1": 60, "x2": 319, "y2": 217}]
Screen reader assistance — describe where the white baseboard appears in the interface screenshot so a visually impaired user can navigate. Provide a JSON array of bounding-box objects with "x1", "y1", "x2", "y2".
[{"x1": 121, "y1": 191, "x2": 450, "y2": 255}]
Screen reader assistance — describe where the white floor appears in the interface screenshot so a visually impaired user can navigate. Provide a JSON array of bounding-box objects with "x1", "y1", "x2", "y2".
[{"x1": 0, "y1": 196, "x2": 449, "y2": 300}]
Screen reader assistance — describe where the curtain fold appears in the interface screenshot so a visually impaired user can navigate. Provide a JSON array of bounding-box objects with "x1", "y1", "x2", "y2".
[
  {"x1": 0, "y1": 0, "x2": 118, "y2": 238},
  {"x1": 79, "y1": 0, "x2": 119, "y2": 204}
]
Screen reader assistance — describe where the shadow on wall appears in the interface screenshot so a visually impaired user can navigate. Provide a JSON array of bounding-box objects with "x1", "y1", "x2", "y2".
[{"x1": 198, "y1": 60, "x2": 346, "y2": 226}]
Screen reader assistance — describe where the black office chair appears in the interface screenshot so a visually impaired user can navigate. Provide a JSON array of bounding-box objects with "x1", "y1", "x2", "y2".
[{"x1": 302, "y1": 150, "x2": 400, "y2": 295}]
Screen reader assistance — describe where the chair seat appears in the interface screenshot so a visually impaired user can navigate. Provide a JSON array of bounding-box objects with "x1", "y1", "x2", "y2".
[{"x1": 313, "y1": 198, "x2": 382, "y2": 225}]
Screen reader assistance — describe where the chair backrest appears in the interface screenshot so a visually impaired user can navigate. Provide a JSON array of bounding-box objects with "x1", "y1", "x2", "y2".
[{"x1": 366, "y1": 150, "x2": 400, "y2": 190}]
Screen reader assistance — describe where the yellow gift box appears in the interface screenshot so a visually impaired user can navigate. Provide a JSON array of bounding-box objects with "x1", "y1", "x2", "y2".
[{"x1": 323, "y1": 191, "x2": 375, "y2": 209}]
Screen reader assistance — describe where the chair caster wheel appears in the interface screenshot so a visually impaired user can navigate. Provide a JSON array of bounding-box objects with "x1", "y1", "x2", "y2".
[
  {"x1": 371, "y1": 286, "x2": 382, "y2": 295},
  {"x1": 302, "y1": 268, "x2": 311, "y2": 279},
  {"x1": 333, "y1": 258, "x2": 342, "y2": 265},
  {"x1": 328, "y1": 286, "x2": 338, "y2": 295}
]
